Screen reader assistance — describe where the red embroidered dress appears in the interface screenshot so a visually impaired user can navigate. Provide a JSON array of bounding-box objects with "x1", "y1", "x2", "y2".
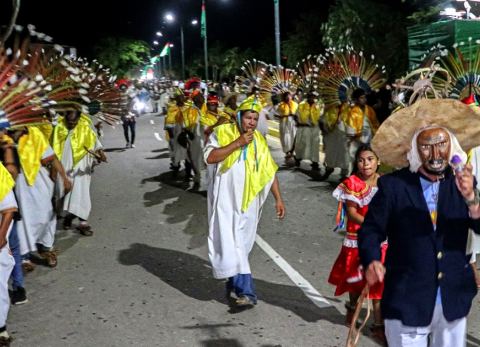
[{"x1": 328, "y1": 174, "x2": 387, "y2": 299}]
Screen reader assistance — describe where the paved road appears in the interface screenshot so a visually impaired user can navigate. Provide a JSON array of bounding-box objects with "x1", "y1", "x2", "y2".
[{"x1": 8, "y1": 114, "x2": 480, "y2": 346}]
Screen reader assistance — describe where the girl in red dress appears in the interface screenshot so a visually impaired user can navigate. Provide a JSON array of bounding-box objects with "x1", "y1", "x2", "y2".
[{"x1": 328, "y1": 144, "x2": 387, "y2": 338}]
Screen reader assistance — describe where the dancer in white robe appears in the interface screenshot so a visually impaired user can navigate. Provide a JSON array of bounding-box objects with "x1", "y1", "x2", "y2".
[
  {"x1": 204, "y1": 95, "x2": 285, "y2": 308},
  {"x1": 294, "y1": 93, "x2": 323, "y2": 170},
  {"x1": 9, "y1": 127, "x2": 71, "y2": 268},
  {"x1": 52, "y1": 110, "x2": 106, "y2": 236},
  {"x1": 276, "y1": 92, "x2": 298, "y2": 159}
]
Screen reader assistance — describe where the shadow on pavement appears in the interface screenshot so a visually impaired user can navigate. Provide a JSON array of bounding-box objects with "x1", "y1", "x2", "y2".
[
  {"x1": 145, "y1": 153, "x2": 170, "y2": 160},
  {"x1": 151, "y1": 148, "x2": 169, "y2": 153},
  {"x1": 200, "y1": 339, "x2": 243, "y2": 347},
  {"x1": 118, "y1": 244, "x2": 345, "y2": 325},
  {"x1": 103, "y1": 147, "x2": 128, "y2": 153},
  {"x1": 141, "y1": 171, "x2": 207, "y2": 249}
]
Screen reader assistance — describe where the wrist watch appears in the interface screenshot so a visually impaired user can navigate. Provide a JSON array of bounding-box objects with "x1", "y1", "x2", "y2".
[{"x1": 465, "y1": 189, "x2": 480, "y2": 207}]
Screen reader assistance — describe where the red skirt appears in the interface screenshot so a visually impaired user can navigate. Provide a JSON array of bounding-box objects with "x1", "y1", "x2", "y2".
[{"x1": 328, "y1": 242, "x2": 388, "y2": 300}]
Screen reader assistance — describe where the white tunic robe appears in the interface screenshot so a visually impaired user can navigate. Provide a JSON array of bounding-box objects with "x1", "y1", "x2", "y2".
[
  {"x1": 188, "y1": 108, "x2": 205, "y2": 184},
  {"x1": 16, "y1": 147, "x2": 56, "y2": 255},
  {"x1": 0, "y1": 191, "x2": 16, "y2": 327},
  {"x1": 61, "y1": 134, "x2": 102, "y2": 221},
  {"x1": 279, "y1": 116, "x2": 296, "y2": 153},
  {"x1": 294, "y1": 126, "x2": 320, "y2": 162},
  {"x1": 204, "y1": 133, "x2": 273, "y2": 279},
  {"x1": 468, "y1": 146, "x2": 480, "y2": 262}
]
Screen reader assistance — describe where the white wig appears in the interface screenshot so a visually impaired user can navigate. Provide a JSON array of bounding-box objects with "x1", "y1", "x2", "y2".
[{"x1": 406, "y1": 126, "x2": 467, "y2": 173}]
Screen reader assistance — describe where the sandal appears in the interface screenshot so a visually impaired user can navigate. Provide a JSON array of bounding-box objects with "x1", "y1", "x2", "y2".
[
  {"x1": 38, "y1": 250, "x2": 58, "y2": 268},
  {"x1": 22, "y1": 260, "x2": 35, "y2": 273},
  {"x1": 77, "y1": 224, "x2": 93, "y2": 236}
]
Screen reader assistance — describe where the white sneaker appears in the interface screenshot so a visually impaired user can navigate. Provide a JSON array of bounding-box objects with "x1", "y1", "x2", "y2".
[{"x1": 131, "y1": 144, "x2": 135, "y2": 148}]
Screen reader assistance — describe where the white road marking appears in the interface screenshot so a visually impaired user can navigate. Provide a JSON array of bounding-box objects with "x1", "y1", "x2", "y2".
[
  {"x1": 154, "y1": 132, "x2": 163, "y2": 141},
  {"x1": 255, "y1": 234, "x2": 331, "y2": 308},
  {"x1": 150, "y1": 120, "x2": 155, "y2": 125}
]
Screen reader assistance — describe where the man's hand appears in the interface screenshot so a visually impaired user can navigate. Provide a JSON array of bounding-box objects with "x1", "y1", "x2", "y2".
[
  {"x1": 275, "y1": 199, "x2": 286, "y2": 219},
  {"x1": 365, "y1": 261, "x2": 385, "y2": 286},
  {"x1": 0, "y1": 237, "x2": 7, "y2": 250},
  {"x1": 63, "y1": 178, "x2": 73, "y2": 193},
  {"x1": 455, "y1": 163, "x2": 475, "y2": 201},
  {"x1": 96, "y1": 150, "x2": 107, "y2": 163},
  {"x1": 237, "y1": 129, "x2": 254, "y2": 147}
]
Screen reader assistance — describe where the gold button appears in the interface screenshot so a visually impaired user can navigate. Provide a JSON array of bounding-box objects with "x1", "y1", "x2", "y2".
[
  {"x1": 438, "y1": 272, "x2": 444, "y2": 280},
  {"x1": 437, "y1": 252, "x2": 443, "y2": 260}
]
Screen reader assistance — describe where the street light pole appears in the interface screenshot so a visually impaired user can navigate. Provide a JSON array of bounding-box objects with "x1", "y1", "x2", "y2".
[
  {"x1": 180, "y1": 26, "x2": 186, "y2": 80},
  {"x1": 201, "y1": 0, "x2": 209, "y2": 81},
  {"x1": 274, "y1": 0, "x2": 281, "y2": 66}
]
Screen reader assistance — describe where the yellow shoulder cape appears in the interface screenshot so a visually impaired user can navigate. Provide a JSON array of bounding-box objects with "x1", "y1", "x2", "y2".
[
  {"x1": 215, "y1": 123, "x2": 278, "y2": 212},
  {"x1": 52, "y1": 114, "x2": 96, "y2": 167},
  {"x1": 0, "y1": 162, "x2": 15, "y2": 202},
  {"x1": 345, "y1": 105, "x2": 379, "y2": 135},
  {"x1": 17, "y1": 127, "x2": 50, "y2": 186},
  {"x1": 277, "y1": 100, "x2": 298, "y2": 116}
]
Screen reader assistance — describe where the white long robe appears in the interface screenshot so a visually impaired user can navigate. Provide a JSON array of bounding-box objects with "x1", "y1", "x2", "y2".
[
  {"x1": 279, "y1": 116, "x2": 296, "y2": 153},
  {"x1": 173, "y1": 123, "x2": 188, "y2": 166},
  {"x1": 187, "y1": 108, "x2": 205, "y2": 184},
  {"x1": 16, "y1": 146, "x2": 56, "y2": 255},
  {"x1": 61, "y1": 134, "x2": 102, "y2": 220},
  {"x1": 468, "y1": 146, "x2": 480, "y2": 262},
  {"x1": 204, "y1": 133, "x2": 273, "y2": 279},
  {"x1": 294, "y1": 126, "x2": 320, "y2": 162},
  {"x1": 0, "y1": 190, "x2": 16, "y2": 327},
  {"x1": 323, "y1": 124, "x2": 350, "y2": 172}
]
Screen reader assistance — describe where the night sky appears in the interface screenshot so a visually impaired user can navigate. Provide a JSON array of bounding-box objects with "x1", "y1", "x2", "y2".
[{"x1": 1, "y1": 0, "x2": 331, "y2": 63}]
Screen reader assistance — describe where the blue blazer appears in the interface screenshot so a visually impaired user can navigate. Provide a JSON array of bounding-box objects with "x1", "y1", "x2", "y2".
[{"x1": 359, "y1": 168, "x2": 480, "y2": 326}]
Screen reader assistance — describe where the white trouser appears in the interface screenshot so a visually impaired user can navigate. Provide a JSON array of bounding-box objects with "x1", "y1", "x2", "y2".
[
  {"x1": 0, "y1": 247, "x2": 14, "y2": 328},
  {"x1": 385, "y1": 301, "x2": 466, "y2": 347}
]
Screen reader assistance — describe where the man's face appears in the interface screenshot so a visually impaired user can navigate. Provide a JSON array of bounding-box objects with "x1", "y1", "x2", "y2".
[
  {"x1": 241, "y1": 111, "x2": 259, "y2": 132},
  {"x1": 193, "y1": 94, "x2": 205, "y2": 108},
  {"x1": 356, "y1": 95, "x2": 367, "y2": 106},
  {"x1": 66, "y1": 111, "x2": 80, "y2": 130},
  {"x1": 417, "y1": 128, "x2": 451, "y2": 175},
  {"x1": 207, "y1": 103, "x2": 218, "y2": 112}
]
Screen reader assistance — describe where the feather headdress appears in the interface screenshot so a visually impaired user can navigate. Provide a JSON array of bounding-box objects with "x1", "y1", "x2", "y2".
[{"x1": 317, "y1": 47, "x2": 386, "y2": 109}]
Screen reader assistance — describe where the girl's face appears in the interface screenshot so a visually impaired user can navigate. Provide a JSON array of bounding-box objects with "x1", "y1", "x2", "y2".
[
  {"x1": 241, "y1": 111, "x2": 259, "y2": 132},
  {"x1": 357, "y1": 150, "x2": 378, "y2": 178}
]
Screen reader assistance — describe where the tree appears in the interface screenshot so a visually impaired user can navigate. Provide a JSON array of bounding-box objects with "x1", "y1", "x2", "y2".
[
  {"x1": 93, "y1": 37, "x2": 151, "y2": 77},
  {"x1": 282, "y1": 13, "x2": 324, "y2": 67},
  {"x1": 321, "y1": 0, "x2": 446, "y2": 79}
]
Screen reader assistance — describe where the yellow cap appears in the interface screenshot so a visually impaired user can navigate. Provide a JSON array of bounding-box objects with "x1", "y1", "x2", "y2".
[{"x1": 237, "y1": 95, "x2": 263, "y2": 114}]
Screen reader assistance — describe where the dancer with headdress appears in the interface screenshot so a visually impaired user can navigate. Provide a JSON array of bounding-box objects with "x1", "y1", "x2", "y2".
[{"x1": 204, "y1": 95, "x2": 285, "y2": 309}]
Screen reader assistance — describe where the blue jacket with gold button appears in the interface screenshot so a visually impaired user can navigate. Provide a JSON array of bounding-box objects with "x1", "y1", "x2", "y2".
[{"x1": 359, "y1": 168, "x2": 479, "y2": 326}]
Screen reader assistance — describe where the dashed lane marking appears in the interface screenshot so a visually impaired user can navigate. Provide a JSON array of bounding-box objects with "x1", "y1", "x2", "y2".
[
  {"x1": 154, "y1": 132, "x2": 163, "y2": 141},
  {"x1": 255, "y1": 234, "x2": 331, "y2": 308},
  {"x1": 150, "y1": 120, "x2": 155, "y2": 125}
]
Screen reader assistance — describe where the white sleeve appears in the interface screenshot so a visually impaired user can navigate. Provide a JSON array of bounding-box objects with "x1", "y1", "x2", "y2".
[
  {"x1": 42, "y1": 146, "x2": 55, "y2": 160},
  {"x1": 0, "y1": 190, "x2": 17, "y2": 212},
  {"x1": 94, "y1": 137, "x2": 103, "y2": 151},
  {"x1": 203, "y1": 132, "x2": 220, "y2": 165}
]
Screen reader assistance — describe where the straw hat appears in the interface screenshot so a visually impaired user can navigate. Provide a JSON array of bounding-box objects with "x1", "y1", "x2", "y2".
[{"x1": 371, "y1": 98, "x2": 480, "y2": 168}]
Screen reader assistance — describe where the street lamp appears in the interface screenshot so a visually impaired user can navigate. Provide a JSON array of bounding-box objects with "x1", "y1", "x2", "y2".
[
  {"x1": 156, "y1": 31, "x2": 163, "y2": 37},
  {"x1": 169, "y1": 43, "x2": 174, "y2": 71},
  {"x1": 164, "y1": 12, "x2": 197, "y2": 81},
  {"x1": 153, "y1": 40, "x2": 159, "y2": 45},
  {"x1": 274, "y1": 0, "x2": 281, "y2": 66}
]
